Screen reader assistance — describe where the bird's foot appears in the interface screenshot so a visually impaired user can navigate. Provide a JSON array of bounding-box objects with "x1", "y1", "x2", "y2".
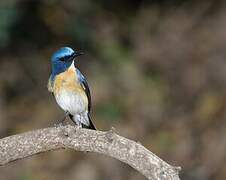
[
  {"x1": 54, "y1": 122, "x2": 64, "y2": 128},
  {"x1": 76, "y1": 123, "x2": 82, "y2": 129}
]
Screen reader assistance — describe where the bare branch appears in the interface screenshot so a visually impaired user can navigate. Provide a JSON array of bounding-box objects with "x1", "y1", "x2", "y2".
[{"x1": 0, "y1": 125, "x2": 181, "y2": 179}]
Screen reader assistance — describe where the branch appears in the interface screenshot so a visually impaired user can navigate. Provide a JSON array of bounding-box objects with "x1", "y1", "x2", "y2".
[{"x1": 0, "y1": 125, "x2": 181, "y2": 179}]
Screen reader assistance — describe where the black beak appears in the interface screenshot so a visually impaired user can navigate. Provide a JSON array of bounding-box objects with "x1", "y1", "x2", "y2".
[{"x1": 73, "y1": 51, "x2": 84, "y2": 58}]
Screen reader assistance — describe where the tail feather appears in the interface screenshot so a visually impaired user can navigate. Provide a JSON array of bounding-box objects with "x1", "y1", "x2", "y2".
[{"x1": 86, "y1": 114, "x2": 96, "y2": 130}]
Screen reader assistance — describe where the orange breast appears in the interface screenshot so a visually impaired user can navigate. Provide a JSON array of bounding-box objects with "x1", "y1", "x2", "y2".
[{"x1": 53, "y1": 67, "x2": 86, "y2": 98}]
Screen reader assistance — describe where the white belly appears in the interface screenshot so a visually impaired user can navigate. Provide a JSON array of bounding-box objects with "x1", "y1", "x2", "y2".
[{"x1": 55, "y1": 89, "x2": 87, "y2": 115}]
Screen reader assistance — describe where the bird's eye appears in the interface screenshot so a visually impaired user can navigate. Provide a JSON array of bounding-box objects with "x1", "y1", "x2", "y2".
[{"x1": 59, "y1": 57, "x2": 65, "y2": 61}]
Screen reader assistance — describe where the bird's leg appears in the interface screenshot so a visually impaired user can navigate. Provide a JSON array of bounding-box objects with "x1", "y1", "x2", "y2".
[{"x1": 55, "y1": 111, "x2": 70, "y2": 126}]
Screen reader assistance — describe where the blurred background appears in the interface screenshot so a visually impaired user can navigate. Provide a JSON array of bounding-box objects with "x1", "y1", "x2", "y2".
[{"x1": 0, "y1": 0, "x2": 226, "y2": 179}]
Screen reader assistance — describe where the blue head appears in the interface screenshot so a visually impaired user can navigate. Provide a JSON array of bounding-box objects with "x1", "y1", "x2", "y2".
[{"x1": 51, "y1": 47, "x2": 83, "y2": 76}]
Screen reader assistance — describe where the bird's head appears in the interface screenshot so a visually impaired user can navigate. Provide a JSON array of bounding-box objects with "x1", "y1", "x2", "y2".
[{"x1": 51, "y1": 47, "x2": 83, "y2": 75}]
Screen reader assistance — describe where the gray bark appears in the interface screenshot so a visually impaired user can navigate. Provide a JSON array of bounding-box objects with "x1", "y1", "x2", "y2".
[{"x1": 0, "y1": 125, "x2": 181, "y2": 180}]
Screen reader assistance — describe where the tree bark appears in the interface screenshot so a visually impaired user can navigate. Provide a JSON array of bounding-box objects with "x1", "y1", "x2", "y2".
[{"x1": 0, "y1": 125, "x2": 181, "y2": 180}]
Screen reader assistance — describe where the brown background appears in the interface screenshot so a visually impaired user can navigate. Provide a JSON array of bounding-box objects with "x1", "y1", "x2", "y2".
[{"x1": 0, "y1": 0, "x2": 226, "y2": 179}]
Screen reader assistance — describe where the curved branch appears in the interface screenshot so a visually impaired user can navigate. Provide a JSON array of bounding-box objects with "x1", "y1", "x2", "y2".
[{"x1": 0, "y1": 125, "x2": 181, "y2": 179}]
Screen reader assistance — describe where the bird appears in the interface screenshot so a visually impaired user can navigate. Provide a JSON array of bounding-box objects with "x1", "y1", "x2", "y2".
[{"x1": 47, "y1": 47, "x2": 96, "y2": 130}]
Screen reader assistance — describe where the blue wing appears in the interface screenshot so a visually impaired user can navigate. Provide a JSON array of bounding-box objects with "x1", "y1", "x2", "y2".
[
  {"x1": 76, "y1": 69, "x2": 96, "y2": 130},
  {"x1": 76, "y1": 69, "x2": 91, "y2": 113}
]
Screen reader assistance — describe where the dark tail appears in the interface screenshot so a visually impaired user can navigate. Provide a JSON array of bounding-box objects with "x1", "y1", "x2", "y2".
[{"x1": 83, "y1": 114, "x2": 96, "y2": 130}]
